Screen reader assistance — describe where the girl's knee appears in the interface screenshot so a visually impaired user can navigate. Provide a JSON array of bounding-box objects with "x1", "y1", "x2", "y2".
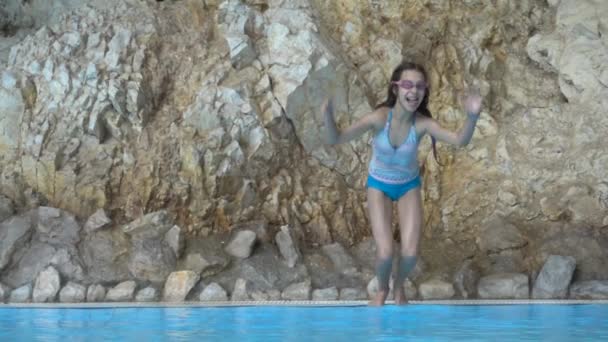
[
  {"x1": 400, "y1": 245, "x2": 417, "y2": 257},
  {"x1": 377, "y1": 245, "x2": 394, "y2": 260}
]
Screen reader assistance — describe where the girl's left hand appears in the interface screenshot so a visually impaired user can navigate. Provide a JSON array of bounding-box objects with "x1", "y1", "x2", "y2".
[{"x1": 464, "y1": 91, "x2": 482, "y2": 116}]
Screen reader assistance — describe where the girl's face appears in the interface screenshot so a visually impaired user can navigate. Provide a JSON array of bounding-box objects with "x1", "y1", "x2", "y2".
[{"x1": 393, "y1": 70, "x2": 427, "y2": 113}]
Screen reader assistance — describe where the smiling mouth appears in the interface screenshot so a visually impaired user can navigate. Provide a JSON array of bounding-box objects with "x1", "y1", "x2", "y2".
[{"x1": 405, "y1": 97, "x2": 419, "y2": 105}]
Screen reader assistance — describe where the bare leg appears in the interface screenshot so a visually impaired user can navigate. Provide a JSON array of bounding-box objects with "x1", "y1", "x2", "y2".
[
  {"x1": 367, "y1": 187, "x2": 393, "y2": 306},
  {"x1": 394, "y1": 187, "x2": 422, "y2": 305}
]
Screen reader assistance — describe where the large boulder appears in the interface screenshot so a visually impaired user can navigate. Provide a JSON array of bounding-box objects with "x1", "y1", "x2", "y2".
[{"x1": 532, "y1": 255, "x2": 576, "y2": 299}]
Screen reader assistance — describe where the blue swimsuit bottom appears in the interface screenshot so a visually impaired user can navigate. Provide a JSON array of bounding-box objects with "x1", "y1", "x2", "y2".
[{"x1": 366, "y1": 175, "x2": 421, "y2": 201}]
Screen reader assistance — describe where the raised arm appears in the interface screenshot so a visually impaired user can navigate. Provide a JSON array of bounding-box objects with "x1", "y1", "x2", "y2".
[
  {"x1": 322, "y1": 99, "x2": 385, "y2": 145},
  {"x1": 421, "y1": 92, "x2": 482, "y2": 147}
]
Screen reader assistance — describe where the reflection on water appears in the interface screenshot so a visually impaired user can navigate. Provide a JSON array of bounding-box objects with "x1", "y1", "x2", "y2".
[{"x1": 1, "y1": 305, "x2": 607, "y2": 341}]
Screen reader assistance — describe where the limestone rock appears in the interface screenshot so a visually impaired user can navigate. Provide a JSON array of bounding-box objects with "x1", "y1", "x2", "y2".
[
  {"x1": 419, "y1": 279, "x2": 455, "y2": 300},
  {"x1": 9, "y1": 284, "x2": 31, "y2": 303},
  {"x1": 225, "y1": 230, "x2": 257, "y2": 259},
  {"x1": 135, "y1": 287, "x2": 158, "y2": 302},
  {"x1": 231, "y1": 278, "x2": 249, "y2": 301},
  {"x1": 128, "y1": 238, "x2": 176, "y2": 283},
  {"x1": 477, "y1": 216, "x2": 527, "y2": 253},
  {"x1": 321, "y1": 243, "x2": 358, "y2": 275},
  {"x1": 33, "y1": 207, "x2": 81, "y2": 246},
  {"x1": 569, "y1": 281, "x2": 608, "y2": 299},
  {"x1": 59, "y1": 282, "x2": 86, "y2": 303},
  {"x1": 164, "y1": 225, "x2": 185, "y2": 259},
  {"x1": 532, "y1": 255, "x2": 576, "y2": 299},
  {"x1": 122, "y1": 211, "x2": 174, "y2": 239},
  {"x1": 84, "y1": 209, "x2": 111, "y2": 233},
  {"x1": 178, "y1": 237, "x2": 231, "y2": 278},
  {"x1": 266, "y1": 289, "x2": 282, "y2": 300},
  {"x1": 0, "y1": 214, "x2": 33, "y2": 270},
  {"x1": 453, "y1": 260, "x2": 479, "y2": 299},
  {"x1": 199, "y1": 282, "x2": 228, "y2": 301},
  {"x1": 86, "y1": 284, "x2": 106, "y2": 302},
  {"x1": 250, "y1": 290, "x2": 269, "y2": 301},
  {"x1": 162, "y1": 271, "x2": 200, "y2": 302},
  {"x1": 217, "y1": 0, "x2": 260, "y2": 69},
  {"x1": 0, "y1": 282, "x2": 11, "y2": 302},
  {"x1": 182, "y1": 253, "x2": 212, "y2": 274},
  {"x1": 312, "y1": 287, "x2": 339, "y2": 301},
  {"x1": 281, "y1": 280, "x2": 311, "y2": 301},
  {"x1": 209, "y1": 243, "x2": 309, "y2": 295},
  {"x1": 478, "y1": 273, "x2": 529, "y2": 299},
  {"x1": 80, "y1": 230, "x2": 131, "y2": 284},
  {"x1": 339, "y1": 287, "x2": 367, "y2": 300},
  {"x1": 231, "y1": 221, "x2": 271, "y2": 243},
  {"x1": 536, "y1": 228, "x2": 608, "y2": 281},
  {"x1": 106, "y1": 281, "x2": 136, "y2": 302},
  {"x1": 0, "y1": 196, "x2": 14, "y2": 222},
  {"x1": 32, "y1": 265, "x2": 61, "y2": 303},
  {"x1": 275, "y1": 225, "x2": 300, "y2": 267}
]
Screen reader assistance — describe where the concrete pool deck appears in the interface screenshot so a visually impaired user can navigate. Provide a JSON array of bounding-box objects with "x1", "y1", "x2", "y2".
[{"x1": 2, "y1": 299, "x2": 608, "y2": 308}]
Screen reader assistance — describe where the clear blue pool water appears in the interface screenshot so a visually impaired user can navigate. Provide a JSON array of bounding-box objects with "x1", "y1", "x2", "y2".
[{"x1": 1, "y1": 304, "x2": 607, "y2": 341}]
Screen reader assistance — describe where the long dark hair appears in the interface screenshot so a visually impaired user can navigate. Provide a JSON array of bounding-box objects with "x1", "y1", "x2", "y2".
[{"x1": 376, "y1": 62, "x2": 440, "y2": 164}]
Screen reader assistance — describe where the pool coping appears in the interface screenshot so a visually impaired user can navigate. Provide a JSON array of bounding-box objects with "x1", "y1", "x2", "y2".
[{"x1": 1, "y1": 299, "x2": 608, "y2": 308}]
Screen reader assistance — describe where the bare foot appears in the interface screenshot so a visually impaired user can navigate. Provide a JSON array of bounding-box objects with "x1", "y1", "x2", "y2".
[
  {"x1": 394, "y1": 287, "x2": 408, "y2": 305},
  {"x1": 369, "y1": 290, "x2": 388, "y2": 306}
]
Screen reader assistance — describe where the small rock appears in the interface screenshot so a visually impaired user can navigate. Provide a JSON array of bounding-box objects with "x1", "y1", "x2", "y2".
[
  {"x1": 122, "y1": 210, "x2": 173, "y2": 239},
  {"x1": 135, "y1": 287, "x2": 158, "y2": 302},
  {"x1": 321, "y1": 243, "x2": 357, "y2": 275},
  {"x1": 454, "y1": 260, "x2": 479, "y2": 299},
  {"x1": 312, "y1": 287, "x2": 339, "y2": 301},
  {"x1": 87, "y1": 284, "x2": 106, "y2": 302},
  {"x1": 419, "y1": 279, "x2": 455, "y2": 300},
  {"x1": 281, "y1": 281, "x2": 311, "y2": 300},
  {"x1": 183, "y1": 253, "x2": 211, "y2": 274},
  {"x1": 59, "y1": 282, "x2": 87, "y2": 303},
  {"x1": 0, "y1": 195, "x2": 14, "y2": 222},
  {"x1": 225, "y1": 230, "x2": 257, "y2": 258},
  {"x1": 1, "y1": 71, "x2": 17, "y2": 88},
  {"x1": 164, "y1": 225, "x2": 185, "y2": 258},
  {"x1": 84, "y1": 209, "x2": 111, "y2": 232},
  {"x1": 33, "y1": 266, "x2": 61, "y2": 303},
  {"x1": 0, "y1": 283, "x2": 10, "y2": 302},
  {"x1": 106, "y1": 281, "x2": 137, "y2": 302},
  {"x1": 230, "y1": 221, "x2": 270, "y2": 243},
  {"x1": 231, "y1": 278, "x2": 249, "y2": 301},
  {"x1": 9, "y1": 284, "x2": 32, "y2": 303},
  {"x1": 569, "y1": 281, "x2": 608, "y2": 299},
  {"x1": 250, "y1": 291, "x2": 270, "y2": 301},
  {"x1": 163, "y1": 271, "x2": 200, "y2": 302},
  {"x1": 267, "y1": 289, "x2": 281, "y2": 300},
  {"x1": 339, "y1": 287, "x2": 367, "y2": 300},
  {"x1": 199, "y1": 283, "x2": 228, "y2": 301},
  {"x1": 478, "y1": 273, "x2": 529, "y2": 299},
  {"x1": 275, "y1": 225, "x2": 300, "y2": 267},
  {"x1": 477, "y1": 216, "x2": 526, "y2": 252}
]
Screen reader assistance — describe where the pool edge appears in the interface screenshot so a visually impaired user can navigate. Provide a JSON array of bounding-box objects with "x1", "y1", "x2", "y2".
[{"x1": 1, "y1": 299, "x2": 608, "y2": 308}]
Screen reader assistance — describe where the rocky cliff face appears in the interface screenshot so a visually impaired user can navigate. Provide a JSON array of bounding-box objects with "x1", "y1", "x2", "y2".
[{"x1": 1, "y1": 0, "x2": 607, "y2": 289}]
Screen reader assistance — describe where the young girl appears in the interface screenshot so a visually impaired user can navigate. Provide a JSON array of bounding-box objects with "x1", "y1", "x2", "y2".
[{"x1": 322, "y1": 62, "x2": 481, "y2": 306}]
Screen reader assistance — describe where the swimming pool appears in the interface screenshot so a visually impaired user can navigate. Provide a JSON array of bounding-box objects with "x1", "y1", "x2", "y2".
[{"x1": 1, "y1": 303, "x2": 607, "y2": 341}]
